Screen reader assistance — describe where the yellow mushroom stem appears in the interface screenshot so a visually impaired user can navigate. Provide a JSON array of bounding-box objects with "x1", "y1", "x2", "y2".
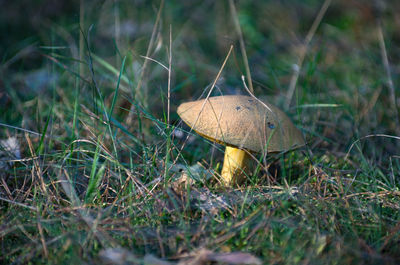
[{"x1": 221, "y1": 146, "x2": 252, "y2": 185}]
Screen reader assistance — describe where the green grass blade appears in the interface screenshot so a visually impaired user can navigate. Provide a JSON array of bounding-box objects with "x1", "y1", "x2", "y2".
[
  {"x1": 37, "y1": 105, "x2": 53, "y2": 155},
  {"x1": 91, "y1": 53, "x2": 130, "y2": 84},
  {"x1": 109, "y1": 56, "x2": 126, "y2": 118},
  {"x1": 85, "y1": 136, "x2": 102, "y2": 203}
]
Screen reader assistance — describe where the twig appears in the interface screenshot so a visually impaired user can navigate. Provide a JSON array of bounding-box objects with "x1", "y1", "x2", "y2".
[
  {"x1": 229, "y1": 0, "x2": 253, "y2": 93},
  {"x1": 285, "y1": 0, "x2": 331, "y2": 109}
]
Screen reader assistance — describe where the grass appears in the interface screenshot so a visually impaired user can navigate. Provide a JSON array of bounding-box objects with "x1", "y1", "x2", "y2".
[{"x1": 1, "y1": 0, "x2": 400, "y2": 264}]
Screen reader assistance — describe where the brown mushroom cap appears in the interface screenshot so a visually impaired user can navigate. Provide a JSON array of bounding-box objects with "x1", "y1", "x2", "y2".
[{"x1": 177, "y1": 95, "x2": 305, "y2": 153}]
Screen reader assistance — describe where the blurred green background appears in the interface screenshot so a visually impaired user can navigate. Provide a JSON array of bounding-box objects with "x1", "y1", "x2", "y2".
[{"x1": 1, "y1": 0, "x2": 399, "y2": 159}]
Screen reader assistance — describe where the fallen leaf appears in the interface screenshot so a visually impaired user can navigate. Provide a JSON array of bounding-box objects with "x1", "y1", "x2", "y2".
[
  {"x1": 177, "y1": 248, "x2": 212, "y2": 265},
  {"x1": 168, "y1": 162, "x2": 214, "y2": 183},
  {"x1": 0, "y1": 137, "x2": 20, "y2": 171},
  {"x1": 176, "y1": 248, "x2": 262, "y2": 265},
  {"x1": 99, "y1": 247, "x2": 139, "y2": 265},
  {"x1": 208, "y1": 252, "x2": 262, "y2": 265}
]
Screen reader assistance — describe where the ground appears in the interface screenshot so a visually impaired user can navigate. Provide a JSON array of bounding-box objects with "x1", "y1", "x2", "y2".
[{"x1": 0, "y1": 0, "x2": 400, "y2": 264}]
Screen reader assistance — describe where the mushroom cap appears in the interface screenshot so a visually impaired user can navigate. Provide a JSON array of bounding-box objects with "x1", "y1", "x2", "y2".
[{"x1": 177, "y1": 95, "x2": 305, "y2": 153}]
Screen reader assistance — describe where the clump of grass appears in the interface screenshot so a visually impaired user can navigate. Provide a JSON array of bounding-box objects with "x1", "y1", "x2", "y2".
[{"x1": 1, "y1": 1, "x2": 400, "y2": 264}]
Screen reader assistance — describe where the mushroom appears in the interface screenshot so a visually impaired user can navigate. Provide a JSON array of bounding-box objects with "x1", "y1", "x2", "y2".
[{"x1": 177, "y1": 95, "x2": 305, "y2": 185}]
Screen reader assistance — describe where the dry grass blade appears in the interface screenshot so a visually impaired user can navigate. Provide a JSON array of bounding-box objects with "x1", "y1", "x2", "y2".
[
  {"x1": 140, "y1": 56, "x2": 169, "y2": 71},
  {"x1": 126, "y1": 0, "x2": 164, "y2": 122},
  {"x1": 167, "y1": 25, "x2": 172, "y2": 127},
  {"x1": 0, "y1": 123, "x2": 42, "y2": 137},
  {"x1": 229, "y1": 0, "x2": 253, "y2": 94},
  {"x1": 25, "y1": 133, "x2": 48, "y2": 196},
  {"x1": 36, "y1": 213, "x2": 48, "y2": 258},
  {"x1": 79, "y1": 0, "x2": 85, "y2": 81},
  {"x1": 377, "y1": 19, "x2": 399, "y2": 130},
  {"x1": 345, "y1": 134, "x2": 400, "y2": 160},
  {"x1": 0, "y1": 196, "x2": 37, "y2": 211},
  {"x1": 173, "y1": 45, "x2": 233, "y2": 167},
  {"x1": 285, "y1": 0, "x2": 331, "y2": 109}
]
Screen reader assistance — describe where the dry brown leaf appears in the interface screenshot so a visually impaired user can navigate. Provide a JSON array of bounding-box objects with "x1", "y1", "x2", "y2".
[
  {"x1": 208, "y1": 252, "x2": 262, "y2": 265},
  {"x1": 177, "y1": 248, "x2": 261, "y2": 265},
  {"x1": 0, "y1": 137, "x2": 20, "y2": 171},
  {"x1": 99, "y1": 247, "x2": 139, "y2": 264}
]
